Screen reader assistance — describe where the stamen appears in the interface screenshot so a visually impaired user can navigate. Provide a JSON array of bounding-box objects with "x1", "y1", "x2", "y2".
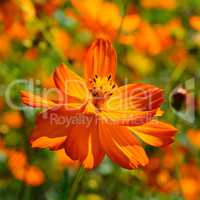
[
  {"x1": 89, "y1": 75, "x2": 117, "y2": 108},
  {"x1": 108, "y1": 75, "x2": 111, "y2": 80}
]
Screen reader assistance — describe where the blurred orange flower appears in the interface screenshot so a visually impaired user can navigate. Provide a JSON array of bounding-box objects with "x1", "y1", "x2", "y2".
[
  {"x1": 0, "y1": 34, "x2": 11, "y2": 58},
  {"x1": 24, "y1": 166, "x2": 45, "y2": 186},
  {"x1": 7, "y1": 21, "x2": 28, "y2": 40},
  {"x1": 0, "y1": 0, "x2": 22, "y2": 30},
  {"x1": 187, "y1": 129, "x2": 200, "y2": 149},
  {"x1": 8, "y1": 150, "x2": 44, "y2": 186},
  {"x1": 180, "y1": 162, "x2": 200, "y2": 200},
  {"x1": 2, "y1": 111, "x2": 24, "y2": 129},
  {"x1": 133, "y1": 22, "x2": 174, "y2": 55},
  {"x1": 36, "y1": 0, "x2": 63, "y2": 16},
  {"x1": 190, "y1": 16, "x2": 200, "y2": 31},
  {"x1": 24, "y1": 48, "x2": 38, "y2": 60},
  {"x1": 69, "y1": 0, "x2": 140, "y2": 40},
  {"x1": 0, "y1": 0, "x2": 30, "y2": 40},
  {"x1": 144, "y1": 146, "x2": 185, "y2": 194},
  {"x1": 51, "y1": 27, "x2": 86, "y2": 61},
  {"x1": 170, "y1": 45, "x2": 188, "y2": 65},
  {"x1": 21, "y1": 38, "x2": 177, "y2": 170},
  {"x1": 51, "y1": 28, "x2": 71, "y2": 56}
]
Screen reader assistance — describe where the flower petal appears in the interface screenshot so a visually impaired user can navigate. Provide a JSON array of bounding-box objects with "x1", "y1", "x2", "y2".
[
  {"x1": 84, "y1": 38, "x2": 116, "y2": 82},
  {"x1": 129, "y1": 120, "x2": 178, "y2": 147},
  {"x1": 30, "y1": 105, "x2": 86, "y2": 149},
  {"x1": 100, "y1": 109, "x2": 156, "y2": 126},
  {"x1": 65, "y1": 115, "x2": 104, "y2": 169},
  {"x1": 105, "y1": 83, "x2": 164, "y2": 111},
  {"x1": 21, "y1": 91, "x2": 56, "y2": 108},
  {"x1": 53, "y1": 63, "x2": 88, "y2": 101},
  {"x1": 31, "y1": 136, "x2": 66, "y2": 150},
  {"x1": 99, "y1": 122, "x2": 149, "y2": 169},
  {"x1": 100, "y1": 83, "x2": 163, "y2": 126}
]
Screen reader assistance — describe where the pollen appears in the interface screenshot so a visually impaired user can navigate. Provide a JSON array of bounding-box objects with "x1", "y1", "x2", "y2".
[{"x1": 89, "y1": 74, "x2": 117, "y2": 108}]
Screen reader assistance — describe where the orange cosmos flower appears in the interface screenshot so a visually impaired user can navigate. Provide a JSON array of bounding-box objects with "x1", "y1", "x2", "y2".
[
  {"x1": 190, "y1": 16, "x2": 200, "y2": 31},
  {"x1": 24, "y1": 48, "x2": 38, "y2": 60},
  {"x1": 2, "y1": 111, "x2": 24, "y2": 129},
  {"x1": 170, "y1": 45, "x2": 188, "y2": 65},
  {"x1": 187, "y1": 129, "x2": 200, "y2": 149},
  {"x1": 144, "y1": 146, "x2": 186, "y2": 194},
  {"x1": 180, "y1": 162, "x2": 200, "y2": 200},
  {"x1": 8, "y1": 150, "x2": 45, "y2": 186},
  {"x1": 0, "y1": 34, "x2": 11, "y2": 58},
  {"x1": 51, "y1": 27, "x2": 86, "y2": 61},
  {"x1": 145, "y1": 156, "x2": 179, "y2": 193},
  {"x1": 21, "y1": 38, "x2": 177, "y2": 170},
  {"x1": 68, "y1": 0, "x2": 140, "y2": 40},
  {"x1": 133, "y1": 22, "x2": 174, "y2": 55},
  {"x1": 0, "y1": 0, "x2": 30, "y2": 40},
  {"x1": 51, "y1": 28, "x2": 70, "y2": 55}
]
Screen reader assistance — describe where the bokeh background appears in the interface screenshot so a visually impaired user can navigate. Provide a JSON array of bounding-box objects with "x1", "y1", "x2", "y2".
[{"x1": 0, "y1": 0, "x2": 200, "y2": 199}]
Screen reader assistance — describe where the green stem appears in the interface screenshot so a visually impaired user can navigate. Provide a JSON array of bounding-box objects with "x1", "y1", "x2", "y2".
[{"x1": 67, "y1": 166, "x2": 85, "y2": 200}]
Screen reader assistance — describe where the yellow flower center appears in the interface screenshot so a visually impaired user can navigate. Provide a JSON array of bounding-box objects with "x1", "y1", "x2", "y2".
[{"x1": 89, "y1": 74, "x2": 117, "y2": 110}]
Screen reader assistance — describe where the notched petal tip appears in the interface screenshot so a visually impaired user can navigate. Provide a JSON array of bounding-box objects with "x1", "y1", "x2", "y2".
[
  {"x1": 99, "y1": 123, "x2": 149, "y2": 169},
  {"x1": 129, "y1": 120, "x2": 178, "y2": 147}
]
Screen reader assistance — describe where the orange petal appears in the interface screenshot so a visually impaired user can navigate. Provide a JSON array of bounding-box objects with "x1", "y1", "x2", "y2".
[
  {"x1": 21, "y1": 91, "x2": 56, "y2": 108},
  {"x1": 84, "y1": 38, "x2": 116, "y2": 82},
  {"x1": 31, "y1": 136, "x2": 66, "y2": 149},
  {"x1": 65, "y1": 115, "x2": 104, "y2": 169},
  {"x1": 129, "y1": 120, "x2": 178, "y2": 147},
  {"x1": 100, "y1": 109, "x2": 156, "y2": 126},
  {"x1": 30, "y1": 105, "x2": 85, "y2": 149},
  {"x1": 56, "y1": 149, "x2": 79, "y2": 168},
  {"x1": 53, "y1": 63, "x2": 88, "y2": 101},
  {"x1": 8, "y1": 151, "x2": 27, "y2": 180},
  {"x1": 105, "y1": 83, "x2": 164, "y2": 111},
  {"x1": 100, "y1": 83, "x2": 163, "y2": 126},
  {"x1": 99, "y1": 122, "x2": 149, "y2": 169}
]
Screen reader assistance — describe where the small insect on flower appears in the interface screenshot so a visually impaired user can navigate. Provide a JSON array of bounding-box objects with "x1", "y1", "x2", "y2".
[{"x1": 21, "y1": 38, "x2": 177, "y2": 170}]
